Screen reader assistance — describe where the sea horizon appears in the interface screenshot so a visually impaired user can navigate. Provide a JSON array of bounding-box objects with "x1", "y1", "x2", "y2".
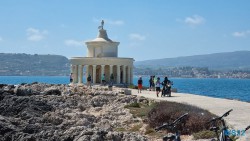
[{"x1": 1, "y1": 75, "x2": 250, "y2": 103}]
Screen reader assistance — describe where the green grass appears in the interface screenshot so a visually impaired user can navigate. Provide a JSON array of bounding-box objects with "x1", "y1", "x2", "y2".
[
  {"x1": 124, "y1": 102, "x2": 157, "y2": 119},
  {"x1": 114, "y1": 127, "x2": 127, "y2": 132},
  {"x1": 193, "y1": 130, "x2": 216, "y2": 139},
  {"x1": 145, "y1": 125, "x2": 155, "y2": 135},
  {"x1": 124, "y1": 100, "x2": 218, "y2": 140},
  {"x1": 129, "y1": 124, "x2": 143, "y2": 132},
  {"x1": 124, "y1": 102, "x2": 140, "y2": 108}
]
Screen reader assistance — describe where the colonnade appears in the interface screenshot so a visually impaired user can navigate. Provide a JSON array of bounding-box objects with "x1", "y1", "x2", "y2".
[{"x1": 70, "y1": 64, "x2": 133, "y2": 84}]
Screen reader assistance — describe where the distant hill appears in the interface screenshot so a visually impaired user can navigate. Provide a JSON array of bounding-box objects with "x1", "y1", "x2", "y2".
[
  {"x1": 135, "y1": 51, "x2": 250, "y2": 70},
  {"x1": 0, "y1": 53, "x2": 70, "y2": 76}
]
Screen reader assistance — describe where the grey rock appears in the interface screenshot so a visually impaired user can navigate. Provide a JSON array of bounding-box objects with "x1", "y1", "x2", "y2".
[
  {"x1": 0, "y1": 83, "x2": 150, "y2": 141},
  {"x1": 44, "y1": 88, "x2": 61, "y2": 95}
]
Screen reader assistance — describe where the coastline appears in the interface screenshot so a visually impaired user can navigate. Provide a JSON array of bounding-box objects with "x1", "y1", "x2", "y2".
[
  {"x1": 1, "y1": 76, "x2": 250, "y2": 102},
  {"x1": 1, "y1": 83, "x2": 249, "y2": 140},
  {"x1": 130, "y1": 89, "x2": 250, "y2": 141}
]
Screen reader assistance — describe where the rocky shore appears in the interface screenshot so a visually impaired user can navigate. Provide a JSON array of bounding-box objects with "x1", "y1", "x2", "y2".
[{"x1": 0, "y1": 83, "x2": 152, "y2": 141}]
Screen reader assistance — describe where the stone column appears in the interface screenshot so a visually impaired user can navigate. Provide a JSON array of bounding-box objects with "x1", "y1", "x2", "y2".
[
  {"x1": 93, "y1": 65, "x2": 96, "y2": 84},
  {"x1": 85, "y1": 65, "x2": 89, "y2": 83},
  {"x1": 70, "y1": 65, "x2": 74, "y2": 74},
  {"x1": 127, "y1": 66, "x2": 131, "y2": 85},
  {"x1": 130, "y1": 65, "x2": 133, "y2": 84},
  {"x1": 71, "y1": 65, "x2": 75, "y2": 83},
  {"x1": 78, "y1": 65, "x2": 83, "y2": 84},
  {"x1": 109, "y1": 65, "x2": 113, "y2": 81},
  {"x1": 101, "y1": 65, "x2": 105, "y2": 81},
  {"x1": 123, "y1": 65, "x2": 126, "y2": 84},
  {"x1": 74, "y1": 65, "x2": 79, "y2": 83},
  {"x1": 117, "y1": 65, "x2": 120, "y2": 84}
]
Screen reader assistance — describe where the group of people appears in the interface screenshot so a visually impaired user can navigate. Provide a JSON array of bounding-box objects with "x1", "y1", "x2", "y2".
[
  {"x1": 101, "y1": 73, "x2": 115, "y2": 86},
  {"x1": 137, "y1": 76, "x2": 172, "y2": 97},
  {"x1": 70, "y1": 73, "x2": 115, "y2": 88}
]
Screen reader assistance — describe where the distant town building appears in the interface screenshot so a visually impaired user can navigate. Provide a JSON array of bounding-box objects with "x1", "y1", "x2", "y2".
[{"x1": 70, "y1": 20, "x2": 134, "y2": 84}]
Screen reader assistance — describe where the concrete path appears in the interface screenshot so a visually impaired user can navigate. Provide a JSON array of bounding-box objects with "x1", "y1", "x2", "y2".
[{"x1": 130, "y1": 89, "x2": 250, "y2": 141}]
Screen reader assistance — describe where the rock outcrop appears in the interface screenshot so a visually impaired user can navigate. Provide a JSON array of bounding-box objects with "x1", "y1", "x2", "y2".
[{"x1": 0, "y1": 83, "x2": 148, "y2": 141}]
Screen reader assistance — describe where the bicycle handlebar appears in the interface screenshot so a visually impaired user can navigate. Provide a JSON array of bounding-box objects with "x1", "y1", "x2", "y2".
[
  {"x1": 221, "y1": 109, "x2": 233, "y2": 118},
  {"x1": 155, "y1": 113, "x2": 188, "y2": 131},
  {"x1": 245, "y1": 125, "x2": 250, "y2": 132},
  {"x1": 172, "y1": 113, "x2": 188, "y2": 125},
  {"x1": 208, "y1": 109, "x2": 233, "y2": 123}
]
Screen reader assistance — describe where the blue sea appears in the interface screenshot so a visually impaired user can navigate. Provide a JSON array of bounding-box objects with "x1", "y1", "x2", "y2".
[{"x1": 0, "y1": 76, "x2": 250, "y2": 102}]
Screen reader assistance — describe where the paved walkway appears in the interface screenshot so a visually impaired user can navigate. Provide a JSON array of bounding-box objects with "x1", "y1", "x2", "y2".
[{"x1": 130, "y1": 89, "x2": 250, "y2": 141}]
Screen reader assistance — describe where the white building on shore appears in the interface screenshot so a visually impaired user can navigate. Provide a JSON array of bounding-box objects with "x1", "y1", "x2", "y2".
[{"x1": 70, "y1": 20, "x2": 134, "y2": 85}]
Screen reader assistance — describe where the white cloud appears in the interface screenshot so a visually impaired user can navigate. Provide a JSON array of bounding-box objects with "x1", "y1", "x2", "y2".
[
  {"x1": 64, "y1": 39, "x2": 83, "y2": 46},
  {"x1": 232, "y1": 30, "x2": 250, "y2": 37},
  {"x1": 93, "y1": 17, "x2": 124, "y2": 26},
  {"x1": 184, "y1": 15, "x2": 205, "y2": 26},
  {"x1": 129, "y1": 33, "x2": 146, "y2": 41},
  {"x1": 26, "y1": 28, "x2": 48, "y2": 41}
]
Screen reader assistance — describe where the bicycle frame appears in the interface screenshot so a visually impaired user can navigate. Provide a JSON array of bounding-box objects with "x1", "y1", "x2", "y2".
[
  {"x1": 155, "y1": 113, "x2": 188, "y2": 141},
  {"x1": 209, "y1": 109, "x2": 233, "y2": 141}
]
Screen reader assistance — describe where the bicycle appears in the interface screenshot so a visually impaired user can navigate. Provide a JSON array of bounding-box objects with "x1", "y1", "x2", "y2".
[
  {"x1": 155, "y1": 113, "x2": 188, "y2": 141},
  {"x1": 208, "y1": 109, "x2": 250, "y2": 141}
]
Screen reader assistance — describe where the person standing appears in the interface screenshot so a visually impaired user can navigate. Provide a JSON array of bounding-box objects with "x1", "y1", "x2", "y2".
[
  {"x1": 110, "y1": 73, "x2": 114, "y2": 86},
  {"x1": 153, "y1": 75, "x2": 157, "y2": 91},
  {"x1": 102, "y1": 74, "x2": 106, "y2": 85},
  {"x1": 137, "y1": 76, "x2": 143, "y2": 93},
  {"x1": 87, "y1": 74, "x2": 92, "y2": 88},
  {"x1": 155, "y1": 77, "x2": 161, "y2": 97},
  {"x1": 70, "y1": 73, "x2": 73, "y2": 83},
  {"x1": 149, "y1": 76, "x2": 153, "y2": 91},
  {"x1": 162, "y1": 76, "x2": 172, "y2": 97}
]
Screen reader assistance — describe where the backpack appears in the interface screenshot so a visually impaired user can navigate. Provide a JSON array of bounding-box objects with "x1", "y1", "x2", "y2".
[{"x1": 87, "y1": 76, "x2": 91, "y2": 81}]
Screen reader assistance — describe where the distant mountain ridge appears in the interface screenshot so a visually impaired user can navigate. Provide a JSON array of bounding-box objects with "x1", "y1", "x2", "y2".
[
  {"x1": 0, "y1": 53, "x2": 70, "y2": 76},
  {"x1": 135, "y1": 51, "x2": 250, "y2": 70}
]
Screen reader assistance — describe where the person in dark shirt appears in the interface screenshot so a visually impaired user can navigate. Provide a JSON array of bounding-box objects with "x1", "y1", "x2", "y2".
[
  {"x1": 70, "y1": 73, "x2": 73, "y2": 83},
  {"x1": 110, "y1": 73, "x2": 114, "y2": 86},
  {"x1": 161, "y1": 76, "x2": 172, "y2": 97},
  {"x1": 149, "y1": 76, "x2": 153, "y2": 91},
  {"x1": 87, "y1": 74, "x2": 92, "y2": 88},
  {"x1": 137, "y1": 76, "x2": 143, "y2": 93}
]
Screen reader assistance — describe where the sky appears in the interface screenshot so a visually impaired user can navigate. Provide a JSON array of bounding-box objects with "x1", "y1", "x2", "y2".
[{"x1": 0, "y1": 0, "x2": 250, "y2": 61}]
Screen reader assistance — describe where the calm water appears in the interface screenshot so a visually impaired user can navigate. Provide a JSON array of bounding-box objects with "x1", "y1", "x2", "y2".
[{"x1": 0, "y1": 76, "x2": 250, "y2": 102}]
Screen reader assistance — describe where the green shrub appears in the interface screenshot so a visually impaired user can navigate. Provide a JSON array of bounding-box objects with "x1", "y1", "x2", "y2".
[
  {"x1": 147, "y1": 101, "x2": 217, "y2": 135},
  {"x1": 125, "y1": 102, "x2": 157, "y2": 119},
  {"x1": 124, "y1": 102, "x2": 140, "y2": 108}
]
